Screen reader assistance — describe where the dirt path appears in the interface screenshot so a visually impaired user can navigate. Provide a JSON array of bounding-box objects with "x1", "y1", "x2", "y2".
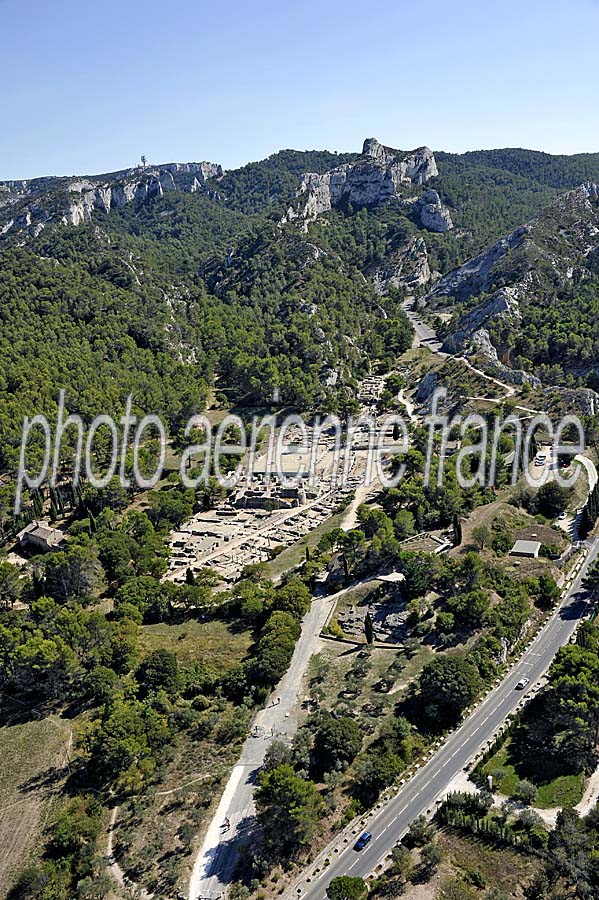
[
  {"x1": 107, "y1": 806, "x2": 153, "y2": 899},
  {"x1": 187, "y1": 593, "x2": 338, "y2": 900},
  {"x1": 575, "y1": 761, "x2": 599, "y2": 818}
]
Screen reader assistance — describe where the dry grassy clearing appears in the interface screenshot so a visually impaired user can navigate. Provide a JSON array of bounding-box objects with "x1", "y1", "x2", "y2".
[
  {"x1": 139, "y1": 618, "x2": 253, "y2": 668},
  {"x1": 0, "y1": 714, "x2": 72, "y2": 896},
  {"x1": 375, "y1": 828, "x2": 542, "y2": 899}
]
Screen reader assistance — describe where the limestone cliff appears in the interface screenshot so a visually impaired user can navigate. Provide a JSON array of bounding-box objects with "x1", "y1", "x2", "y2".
[
  {"x1": 370, "y1": 235, "x2": 432, "y2": 294},
  {"x1": 292, "y1": 138, "x2": 441, "y2": 220},
  {"x1": 414, "y1": 189, "x2": 454, "y2": 233},
  {"x1": 0, "y1": 160, "x2": 223, "y2": 236},
  {"x1": 442, "y1": 286, "x2": 522, "y2": 356},
  {"x1": 430, "y1": 182, "x2": 599, "y2": 384}
]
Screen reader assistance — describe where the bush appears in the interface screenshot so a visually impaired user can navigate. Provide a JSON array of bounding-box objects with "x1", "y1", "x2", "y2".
[
  {"x1": 406, "y1": 815, "x2": 436, "y2": 847},
  {"x1": 326, "y1": 876, "x2": 367, "y2": 900},
  {"x1": 513, "y1": 779, "x2": 537, "y2": 805}
]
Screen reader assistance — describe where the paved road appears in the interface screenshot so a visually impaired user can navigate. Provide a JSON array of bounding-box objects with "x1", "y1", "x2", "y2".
[
  {"x1": 287, "y1": 539, "x2": 599, "y2": 900},
  {"x1": 402, "y1": 299, "x2": 444, "y2": 353},
  {"x1": 188, "y1": 590, "x2": 341, "y2": 900}
]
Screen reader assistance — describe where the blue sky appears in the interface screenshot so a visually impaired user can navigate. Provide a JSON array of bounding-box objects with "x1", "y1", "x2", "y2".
[{"x1": 2, "y1": 0, "x2": 599, "y2": 179}]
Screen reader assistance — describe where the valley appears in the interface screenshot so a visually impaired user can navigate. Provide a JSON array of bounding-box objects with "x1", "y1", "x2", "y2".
[{"x1": 3, "y1": 137, "x2": 599, "y2": 900}]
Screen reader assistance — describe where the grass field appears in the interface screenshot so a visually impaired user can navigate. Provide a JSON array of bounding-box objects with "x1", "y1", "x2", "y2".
[
  {"x1": 0, "y1": 714, "x2": 72, "y2": 896},
  {"x1": 481, "y1": 739, "x2": 586, "y2": 809},
  {"x1": 438, "y1": 828, "x2": 542, "y2": 895},
  {"x1": 371, "y1": 821, "x2": 542, "y2": 900},
  {"x1": 139, "y1": 617, "x2": 253, "y2": 668}
]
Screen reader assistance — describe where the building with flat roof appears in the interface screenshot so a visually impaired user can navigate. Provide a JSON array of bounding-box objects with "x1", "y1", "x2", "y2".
[{"x1": 510, "y1": 539, "x2": 541, "y2": 559}]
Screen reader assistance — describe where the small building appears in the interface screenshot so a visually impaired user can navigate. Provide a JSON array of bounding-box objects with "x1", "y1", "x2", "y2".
[
  {"x1": 510, "y1": 539, "x2": 541, "y2": 559},
  {"x1": 17, "y1": 520, "x2": 65, "y2": 553},
  {"x1": 374, "y1": 572, "x2": 406, "y2": 584}
]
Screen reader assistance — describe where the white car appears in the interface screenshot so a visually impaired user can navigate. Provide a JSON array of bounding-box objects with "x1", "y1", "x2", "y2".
[{"x1": 516, "y1": 677, "x2": 530, "y2": 690}]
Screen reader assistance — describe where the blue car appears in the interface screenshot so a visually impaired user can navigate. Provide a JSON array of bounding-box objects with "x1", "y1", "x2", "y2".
[{"x1": 354, "y1": 831, "x2": 372, "y2": 851}]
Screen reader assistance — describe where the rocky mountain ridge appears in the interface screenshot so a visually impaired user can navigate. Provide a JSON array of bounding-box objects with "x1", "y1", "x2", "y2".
[
  {"x1": 284, "y1": 138, "x2": 454, "y2": 232},
  {"x1": 426, "y1": 181, "x2": 599, "y2": 369},
  {"x1": 0, "y1": 160, "x2": 223, "y2": 236}
]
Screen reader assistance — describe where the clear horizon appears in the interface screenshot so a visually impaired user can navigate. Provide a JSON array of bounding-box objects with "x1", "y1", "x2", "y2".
[
  {"x1": 2, "y1": 0, "x2": 599, "y2": 181},
  {"x1": 4, "y1": 140, "x2": 599, "y2": 184}
]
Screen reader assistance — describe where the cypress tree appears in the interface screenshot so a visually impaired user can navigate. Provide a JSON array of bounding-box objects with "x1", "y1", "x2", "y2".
[{"x1": 364, "y1": 611, "x2": 374, "y2": 644}]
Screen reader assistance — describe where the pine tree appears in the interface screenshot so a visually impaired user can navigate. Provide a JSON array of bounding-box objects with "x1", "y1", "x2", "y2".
[
  {"x1": 364, "y1": 611, "x2": 374, "y2": 644},
  {"x1": 452, "y1": 513, "x2": 463, "y2": 547}
]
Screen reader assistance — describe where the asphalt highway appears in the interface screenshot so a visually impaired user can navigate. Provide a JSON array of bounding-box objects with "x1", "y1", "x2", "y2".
[{"x1": 288, "y1": 538, "x2": 599, "y2": 900}]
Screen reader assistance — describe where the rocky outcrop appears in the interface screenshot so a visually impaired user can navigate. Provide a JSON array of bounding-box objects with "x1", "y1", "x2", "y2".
[
  {"x1": 430, "y1": 227, "x2": 529, "y2": 301},
  {"x1": 485, "y1": 364, "x2": 541, "y2": 389},
  {"x1": 0, "y1": 160, "x2": 223, "y2": 237},
  {"x1": 552, "y1": 386, "x2": 599, "y2": 416},
  {"x1": 580, "y1": 182, "x2": 599, "y2": 201},
  {"x1": 294, "y1": 138, "x2": 439, "y2": 220},
  {"x1": 361, "y1": 138, "x2": 438, "y2": 183},
  {"x1": 442, "y1": 286, "x2": 522, "y2": 355},
  {"x1": 60, "y1": 171, "x2": 179, "y2": 226},
  {"x1": 468, "y1": 328, "x2": 499, "y2": 362},
  {"x1": 370, "y1": 235, "x2": 432, "y2": 294},
  {"x1": 430, "y1": 181, "x2": 599, "y2": 306},
  {"x1": 414, "y1": 189, "x2": 453, "y2": 233},
  {"x1": 415, "y1": 371, "x2": 438, "y2": 402}
]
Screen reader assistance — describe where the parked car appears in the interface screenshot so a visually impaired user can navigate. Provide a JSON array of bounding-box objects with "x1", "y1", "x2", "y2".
[{"x1": 354, "y1": 831, "x2": 373, "y2": 851}]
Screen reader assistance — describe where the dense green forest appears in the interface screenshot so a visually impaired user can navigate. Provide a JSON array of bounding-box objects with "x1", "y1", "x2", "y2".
[
  {"x1": 3, "y1": 139, "x2": 599, "y2": 507},
  {"x1": 0, "y1": 199, "x2": 411, "y2": 486},
  {"x1": 437, "y1": 148, "x2": 599, "y2": 189}
]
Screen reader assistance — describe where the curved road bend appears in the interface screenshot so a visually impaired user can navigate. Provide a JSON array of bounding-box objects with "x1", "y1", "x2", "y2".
[{"x1": 287, "y1": 538, "x2": 599, "y2": 900}]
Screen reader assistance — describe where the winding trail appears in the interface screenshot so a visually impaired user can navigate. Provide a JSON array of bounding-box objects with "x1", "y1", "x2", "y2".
[{"x1": 107, "y1": 806, "x2": 153, "y2": 900}]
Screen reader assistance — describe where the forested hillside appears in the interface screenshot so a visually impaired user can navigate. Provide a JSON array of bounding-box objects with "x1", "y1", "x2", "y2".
[
  {"x1": 2, "y1": 138, "x2": 599, "y2": 486},
  {"x1": 207, "y1": 149, "x2": 358, "y2": 214},
  {"x1": 430, "y1": 181, "x2": 599, "y2": 387},
  {"x1": 437, "y1": 147, "x2": 599, "y2": 188}
]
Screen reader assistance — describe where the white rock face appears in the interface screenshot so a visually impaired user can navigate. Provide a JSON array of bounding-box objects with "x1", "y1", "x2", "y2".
[
  {"x1": 297, "y1": 138, "x2": 439, "y2": 219},
  {"x1": 415, "y1": 189, "x2": 454, "y2": 233},
  {"x1": 430, "y1": 227, "x2": 529, "y2": 301},
  {"x1": 0, "y1": 160, "x2": 223, "y2": 236},
  {"x1": 442, "y1": 286, "x2": 522, "y2": 355},
  {"x1": 371, "y1": 235, "x2": 432, "y2": 294},
  {"x1": 362, "y1": 138, "x2": 438, "y2": 183},
  {"x1": 580, "y1": 182, "x2": 599, "y2": 201},
  {"x1": 470, "y1": 328, "x2": 499, "y2": 362}
]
